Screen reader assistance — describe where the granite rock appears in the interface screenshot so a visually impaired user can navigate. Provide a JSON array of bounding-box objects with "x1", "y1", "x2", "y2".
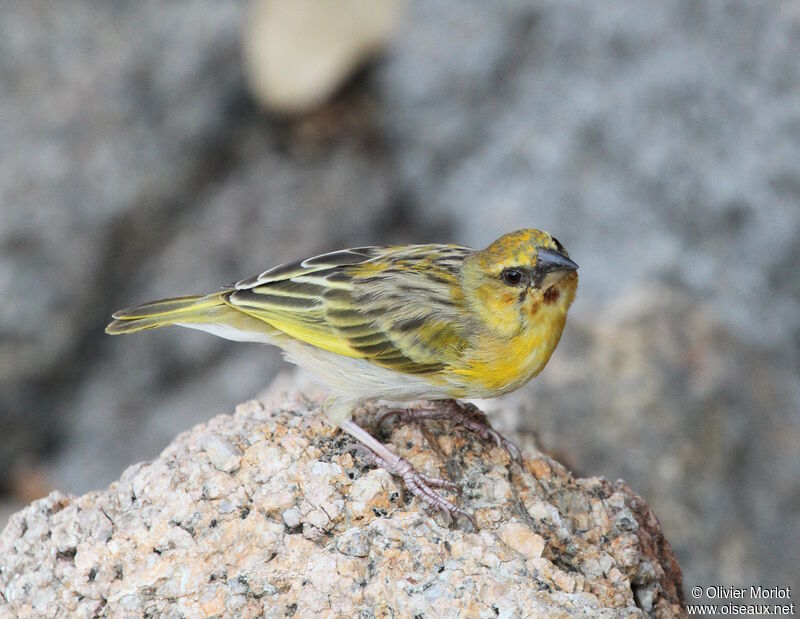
[{"x1": 0, "y1": 391, "x2": 685, "y2": 617}]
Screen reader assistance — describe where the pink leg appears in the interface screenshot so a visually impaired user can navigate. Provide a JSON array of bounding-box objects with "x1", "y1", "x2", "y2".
[
  {"x1": 341, "y1": 419, "x2": 476, "y2": 529},
  {"x1": 379, "y1": 400, "x2": 522, "y2": 463}
]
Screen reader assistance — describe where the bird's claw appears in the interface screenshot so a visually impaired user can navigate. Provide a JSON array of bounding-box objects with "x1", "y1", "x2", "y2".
[
  {"x1": 394, "y1": 458, "x2": 475, "y2": 528},
  {"x1": 457, "y1": 414, "x2": 523, "y2": 464},
  {"x1": 348, "y1": 444, "x2": 474, "y2": 528}
]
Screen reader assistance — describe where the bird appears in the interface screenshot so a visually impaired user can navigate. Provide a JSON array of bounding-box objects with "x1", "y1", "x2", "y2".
[{"x1": 106, "y1": 228, "x2": 578, "y2": 526}]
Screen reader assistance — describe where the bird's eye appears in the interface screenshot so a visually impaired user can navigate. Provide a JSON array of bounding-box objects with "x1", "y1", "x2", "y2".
[{"x1": 501, "y1": 268, "x2": 524, "y2": 286}]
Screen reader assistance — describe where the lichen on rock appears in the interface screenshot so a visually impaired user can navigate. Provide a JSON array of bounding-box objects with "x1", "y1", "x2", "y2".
[{"x1": 0, "y1": 388, "x2": 685, "y2": 617}]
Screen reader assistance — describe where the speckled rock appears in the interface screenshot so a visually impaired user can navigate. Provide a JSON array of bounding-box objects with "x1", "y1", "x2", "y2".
[{"x1": 0, "y1": 390, "x2": 684, "y2": 617}]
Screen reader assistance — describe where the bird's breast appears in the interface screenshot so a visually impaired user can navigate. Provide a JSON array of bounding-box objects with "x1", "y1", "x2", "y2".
[{"x1": 449, "y1": 291, "x2": 572, "y2": 398}]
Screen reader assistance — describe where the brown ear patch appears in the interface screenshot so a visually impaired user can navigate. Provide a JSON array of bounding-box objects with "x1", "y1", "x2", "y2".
[{"x1": 543, "y1": 287, "x2": 560, "y2": 305}]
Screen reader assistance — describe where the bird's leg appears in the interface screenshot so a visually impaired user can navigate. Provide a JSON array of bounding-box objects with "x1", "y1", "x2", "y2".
[
  {"x1": 379, "y1": 399, "x2": 522, "y2": 463},
  {"x1": 340, "y1": 419, "x2": 476, "y2": 529}
]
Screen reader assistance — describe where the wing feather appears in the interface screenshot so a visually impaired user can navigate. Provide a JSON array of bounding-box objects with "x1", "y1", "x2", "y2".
[
  {"x1": 227, "y1": 244, "x2": 473, "y2": 375},
  {"x1": 235, "y1": 247, "x2": 378, "y2": 289}
]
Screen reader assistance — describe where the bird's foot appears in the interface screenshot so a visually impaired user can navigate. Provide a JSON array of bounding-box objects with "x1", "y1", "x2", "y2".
[
  {"x1": 379, "y1": 399, "x2": 523, "y2": 464},
  {"x1": 342, "y1": 420, "x2": 476, "y2": 529},
  {"x1": 353, "y1": 446, "x2": 476, "y2": 529}
]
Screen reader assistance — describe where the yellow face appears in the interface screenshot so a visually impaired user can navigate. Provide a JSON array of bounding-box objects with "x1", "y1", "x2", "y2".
[{"x1": 462, "y1": 228, "x2": 579, "y2": 338}]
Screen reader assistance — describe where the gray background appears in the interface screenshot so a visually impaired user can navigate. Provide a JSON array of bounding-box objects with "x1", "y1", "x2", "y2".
[{"x1": 2, "y1": 0, "x2": 798, "y2": 596}]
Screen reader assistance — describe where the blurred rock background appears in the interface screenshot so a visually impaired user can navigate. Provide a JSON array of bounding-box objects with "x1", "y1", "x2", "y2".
[{"x1": 1, "y1": 0, "x2": 798, "y2": 598}]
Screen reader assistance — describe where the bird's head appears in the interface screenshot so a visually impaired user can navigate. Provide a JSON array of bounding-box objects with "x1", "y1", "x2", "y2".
[{"x1": 462, "y1": 229, "x2": 579, "y2": 336}]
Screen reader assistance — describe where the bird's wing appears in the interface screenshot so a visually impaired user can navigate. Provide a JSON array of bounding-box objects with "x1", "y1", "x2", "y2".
[{"x1": 227, "y1": 244, "x2": 472, "y2": 375}]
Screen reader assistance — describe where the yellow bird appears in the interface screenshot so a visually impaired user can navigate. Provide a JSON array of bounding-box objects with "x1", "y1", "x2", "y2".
[{"x1": 107, "y1": 228, "x2": 578, "y2": 525}]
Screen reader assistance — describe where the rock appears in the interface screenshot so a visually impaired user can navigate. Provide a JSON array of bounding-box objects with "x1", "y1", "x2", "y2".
[
  {"x1": 200, "y1": 432, "x2": 242, "y2": 473},
  {"x1": 0, "y1": 392, "x2": 685, "y2": 617},
  {"x1": 243, "y1": 0, "x2": 405, "y2": 114},
  {"x1": 0, "y1": 0, "x2": 247, "y2": 440}
]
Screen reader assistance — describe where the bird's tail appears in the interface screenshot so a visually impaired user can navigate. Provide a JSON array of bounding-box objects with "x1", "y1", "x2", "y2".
[{"x1": 105, "y1": 292, "x2": 232, "y2": 335}]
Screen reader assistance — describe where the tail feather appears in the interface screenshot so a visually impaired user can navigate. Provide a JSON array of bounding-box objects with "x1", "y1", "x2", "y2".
[{"x1": 105, "y1": 292, "x2": 228, "y2": 334}]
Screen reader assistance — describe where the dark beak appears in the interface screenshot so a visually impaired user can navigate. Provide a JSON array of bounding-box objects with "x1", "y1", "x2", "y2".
[
  {"x1": 534, "y1": 248, "x2": 579, "y2": 288},
  {"x1": 538, "y1": 248, "x2": 579, "y2": 272}
]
